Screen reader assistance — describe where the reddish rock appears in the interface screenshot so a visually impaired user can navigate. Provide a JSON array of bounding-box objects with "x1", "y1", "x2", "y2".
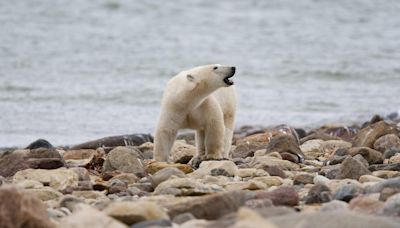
[
  {"x1": 263, "y1": 166, "x2": 286, "y2": 178},
  {"x1": 255, "y1": 186, "x2": 299, "y2": 206},
  {"x1": 293, "y1": 173, "x2": 314, "y2": 185},
  {"x1": 348, "y1": 147, "x2": 383, "y2": 164}
]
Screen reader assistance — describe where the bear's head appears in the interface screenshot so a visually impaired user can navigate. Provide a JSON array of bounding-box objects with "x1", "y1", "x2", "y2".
[{"x1": 185, "y1": 64, "x2": 236, "y2": 91}]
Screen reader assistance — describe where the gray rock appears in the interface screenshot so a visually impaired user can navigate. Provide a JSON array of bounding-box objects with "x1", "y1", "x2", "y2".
[
  {"x1": 320, "y1": 200, "x2": 349, "y2": 212},
  {"x1": 384, "y1": 149, "x2": 400, "y2": 159},
  {"x1": 336, "y1": 156, "x2": 371, "y2": 179},
  {"x1": 369, "y1": 163, "x2": 400, "y2": 172},
  {"x1": 172, "y1": 212, "x2": 196, "y2": 225},
  {"x1": 130, "y1": 219, "x2": 172, "y2": 228},
  {"x1": 366, "y1": 177, "x2": 400, "y2": 193},
  {"x1": 305, "y1": 184, "x2": 332, "y2": 204},
  {"x1": 382, "y1": 193, "x2": 400, "y2": 216},
  {"x1": 103, "y1": 146, "x2": 145, "y2": 176},
  {"x1": 151, "y1": 167, "x2": 186, "y2": 188},
  {"x1": 334, "y1": 182, "x2": 364, "y2": 202}
]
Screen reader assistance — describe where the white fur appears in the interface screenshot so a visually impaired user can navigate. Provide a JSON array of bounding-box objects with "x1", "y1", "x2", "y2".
[{"x1": 154, "y1": 64, "x2": 237, "y2": 162}]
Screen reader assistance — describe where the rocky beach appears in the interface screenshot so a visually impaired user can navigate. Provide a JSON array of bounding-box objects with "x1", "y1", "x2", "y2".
[{"x1": 1, "y1": 114, "x2": 400, "y2": 228}]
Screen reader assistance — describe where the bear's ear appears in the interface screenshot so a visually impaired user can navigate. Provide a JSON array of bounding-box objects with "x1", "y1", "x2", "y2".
[{"x1": 186, "y1": 74, "x2": 195, "y2": 82}]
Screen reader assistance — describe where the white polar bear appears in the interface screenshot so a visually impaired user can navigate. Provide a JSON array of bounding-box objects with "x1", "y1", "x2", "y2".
[{"x1": 154, "y1": 64, "x2": 237, "y2": 162}]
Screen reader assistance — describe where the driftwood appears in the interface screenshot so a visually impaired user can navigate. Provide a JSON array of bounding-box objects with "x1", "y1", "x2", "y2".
[{"x1": 69, "y1": 134, "x2": 153, "y2": 150}]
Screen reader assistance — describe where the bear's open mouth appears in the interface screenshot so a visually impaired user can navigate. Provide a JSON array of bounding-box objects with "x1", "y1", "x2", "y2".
[{"x1": 223, "y1": 75, "x2": 234, "y2": 86}]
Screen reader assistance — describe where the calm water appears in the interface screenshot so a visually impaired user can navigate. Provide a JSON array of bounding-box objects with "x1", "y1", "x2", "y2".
[{"x1": 1, "y1": 0, "x2": 400, "y2": 147}]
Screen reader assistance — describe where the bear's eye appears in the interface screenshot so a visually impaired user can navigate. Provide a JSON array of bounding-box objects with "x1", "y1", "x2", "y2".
[{"x1": 213, "y1": 66, "x2": 218, "y2": 70}]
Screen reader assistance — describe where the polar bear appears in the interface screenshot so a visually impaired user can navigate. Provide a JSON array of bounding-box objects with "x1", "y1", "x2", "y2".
[{"x1": 154, "y1": 64, "x2": 237, "y2": 162}]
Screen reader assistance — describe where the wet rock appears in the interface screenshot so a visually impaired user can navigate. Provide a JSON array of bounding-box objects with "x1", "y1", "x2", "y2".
[
  {"x1": 320, "y1": 200, "x2": 349, "y2": 212},
  {"x1": 353, "y1": 121, "x2": 398, "y2": 148},
  {"x1": 170, "y1": 141, "x2": 196, "y2": 164},
  {"x1": 25, "y1": 138, "x2": 54, "y2": 149},
  {"x1": 0, "y1": 185, "x2": 54, "y2": 228},
  {"x1": 153, "y1": 177, "x2": 222, "y2": 196},
  {"x1": 336, "y1": 156, "x2": 371, "y2": 179},
  {"x1": 265, "y1": 135, "x2": 305, "y2": 162},
  {"x1": 383, "y1": 149, "x2": 400, "y2": 159},
  {"x1": 268, "y1": 211, "x2": 399, "y2": 228},
  {"x1": 382, "y1": 193, "x2": 400, "y2": 216},
  {"x1": 348, "y1": 147, "x2": 383, "y2": 164},
  {"x1": 13, "y1": 167, "x2": 79, "y2": 190},
  {"x1": 103, "y1": 146, "x2": 145, "y2": 176},
  {"x1": 151, "y1": 167, "x2": 186, "y2": 188},
  {"x1": 348, "y1": 194, "x2": 384, "y2": 214},
  {"x1": 255, "y1": 186, "x2": 299, "y2": 206},
  {"x1": 305, "y1": 184, "x2": 332, "y2": 204},
  {"x1": 104, "y1": 201, "x2": 169, "y2": 225},
  {"x1": 373, "y1": 134, "x2": 400, "y2": 153},
  {"x1": 333, "y1": 182, "x2": 363, "y2": 202},
  {"x1": 70, "y1": 134, "x2": 153, "y2": 150},
  {"x1": 59, "y1": 206, "x2": 128, "y2": 228},
  {"x1": 189, "y1": 160, "x2": 238, "y2": 178},
  {"x1": 293, "y1": 173, "x2": 314, "y2": 185},
  {"x1": 263, "y1": 166, "x2": 286, "y2": 178},
  {"x1": 145, "y1": 162, "x2": 193, "y2": 174},
  {"x1": 164, "y1": 190, "x2": 253, "y2": 220}
]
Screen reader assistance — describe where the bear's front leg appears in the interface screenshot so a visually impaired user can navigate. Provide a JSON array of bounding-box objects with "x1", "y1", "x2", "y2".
[
  {"x1": 154, "y1": 127, "x2": 177, "y2": 162},
  {"x1": 204, "y1": 119, "x2": 226, "y2": 160}
]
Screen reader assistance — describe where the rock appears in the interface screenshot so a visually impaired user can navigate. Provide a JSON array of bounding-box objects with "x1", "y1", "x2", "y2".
[
  {"x1": 268, "y1": 211, "x2": 399, "y2": 228},
  {"x1": 333, "y1": 182, "x2": 364, "y2": 202},
  {"x1": 244, "y1": 198, "x2": 274, "y2": 209},
  {"x1": 59, "y1": 205, "x2": 128, "y2": 228},
  {"x1": 366, "y1": 177, "x2": 400, "y2": 193},
  {"x1": 225, "y1": 180, "x2": 267, "y2": 191},
  {"x1": 389, "y1": 154, "x2": 400, "y2": 164},
  {"x1": 211, "y1": 168, "x2": 234, "y2": 177},
  {"x1": 293, "y1": 173, "x2": 314, "y2": 185},
  {"x1": 189, "y1": 160, "x2": 238, "y2": 178},
  {"x1": 263, "y1": 166, "x2": 286, "y2": 178},
  {"x1": 103, "y1": 201, "x2": 169, "y2": 225},
  {"x1": 249, "y1": 155, "x2": 299, "y2": 171},
  {"x1": 130, "y1": 219, "x2": 172, "y2": 228},
  {"x1": 305, "y1": 184, "x2": 332, "y2": 204},
  {"x1": 172, "y1": 212, "x2": 196, "y2": 225},
  {"x1": 323, "y1": 140, "x2": 352, "y2": 154},
  {"x1": 25, "y1": 139, "x2": 54, "y2": 149},
  {"x1": 300, "y1": 132, "x2": 342, "y2": 144},
  {"x1": 0, "y1": 148, "x2": 65, "y2": 177},
  {"x1": 382, "y1": 193, "x2": 400, "y2": 216},
  {"x1": 255, "y1": 186, "x2": 299, "y2": 206},
  {"x1": 13, "y1": 167, "x2": 79, "y2": 190},
  {"x1": 380, "y1": 187, "x2": 400, "y2": 201},
  {"x1": 265, "y1": 135, "x2": 305, "y2": 162},
  {"x1": 300, "y1": 139, "x2": 324, "y2": 160},
  {"x1": 336, "y1": 156, "x2": 371, "y2": 179},
  {"x1": 353, "y1": 121, "x2": 398, "y2": 148},
  {"x1": 383, "y1": 149, "x2": 400, "y2": 159},
  {"x1": 136, "y1": 142, "x2": 154, "y2": 160},
  {"x1": 359, "y1": 175, "x2": 383, "y2": 183},
  {"x1": 369, "y1": 163, "x2": 400, "y2": 172},
  {"x1": 151, "y1": 167, "x2": 186, "y2": 188},
  {"x1": 0, "y1": 185, "x2": 54, "y2": 228},
  {"x1": 109, "y1": 173, "x2": 139, "y2": 185},
  {"x1": 170, "y1": 141, "x2": 196, "y2": 164},
  {"x1": 320, "y1": 200, "x2": 349, "y2": 212},
  {"x1": 348, "y1": 147, "x2": 383, "y2": 164},
  {"x1": 320, "y1": 164, "x2": 341, "y2": 179},
  {"x1": 348, "y1": 194, "x2": 384, "y2": 214},
  {"x1": 63, "y1": 149, "x2": 98, "y2": 167},
  {"x1": 313, "y1": 175, "x2": 331, "y2": 185},
  {"x1": 232, "y1": 207, "x2": 278, "y2": 228},
  {"x1": 373, "y1": 134, "x2": 400, "y2": 153},
  {"x1": 0, "y1": 176, "x2": 5, "y2": 186},
  {"x1": 372, "y1": 170, "x2": 400, "y2": 178},
  {"x1": 237, "y1": 168, "x2": 269, "y2": 178},
  {"x1": 107, "y1": 179, "x2": 128, "y2": 194},
  {"x1": 164, "y1": 190, "x2": 254, "y2": 220},
  {"x1": 145, "y1": 162, "x2": 193, "y2": 174},
  {"x1": 153, "y1": 177, "x2": 222, "y2": 196},
  {"x1": 103, "y1": 146, "x2": 146, "y2": 176},
  {"x1": 232, "y1": 141, "x2": 265, "y2": 159},
  {"x1": 26, "y1": 187, "x2": 63, "y2": 201},
  {"x1": 353, "y1": 154, "x2": 370, "y2": 167},
  {"x1": 70, "y1": 134, "x2": 153, "y2": 150}
]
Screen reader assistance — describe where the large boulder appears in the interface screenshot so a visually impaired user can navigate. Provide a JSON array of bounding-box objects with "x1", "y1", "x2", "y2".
[
  {"x1": 102, "y1": 146, "x2": 146, "y2": 176},
  {"x1": 0, "y1": 185, "x2": 54, "y2": 228}
]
